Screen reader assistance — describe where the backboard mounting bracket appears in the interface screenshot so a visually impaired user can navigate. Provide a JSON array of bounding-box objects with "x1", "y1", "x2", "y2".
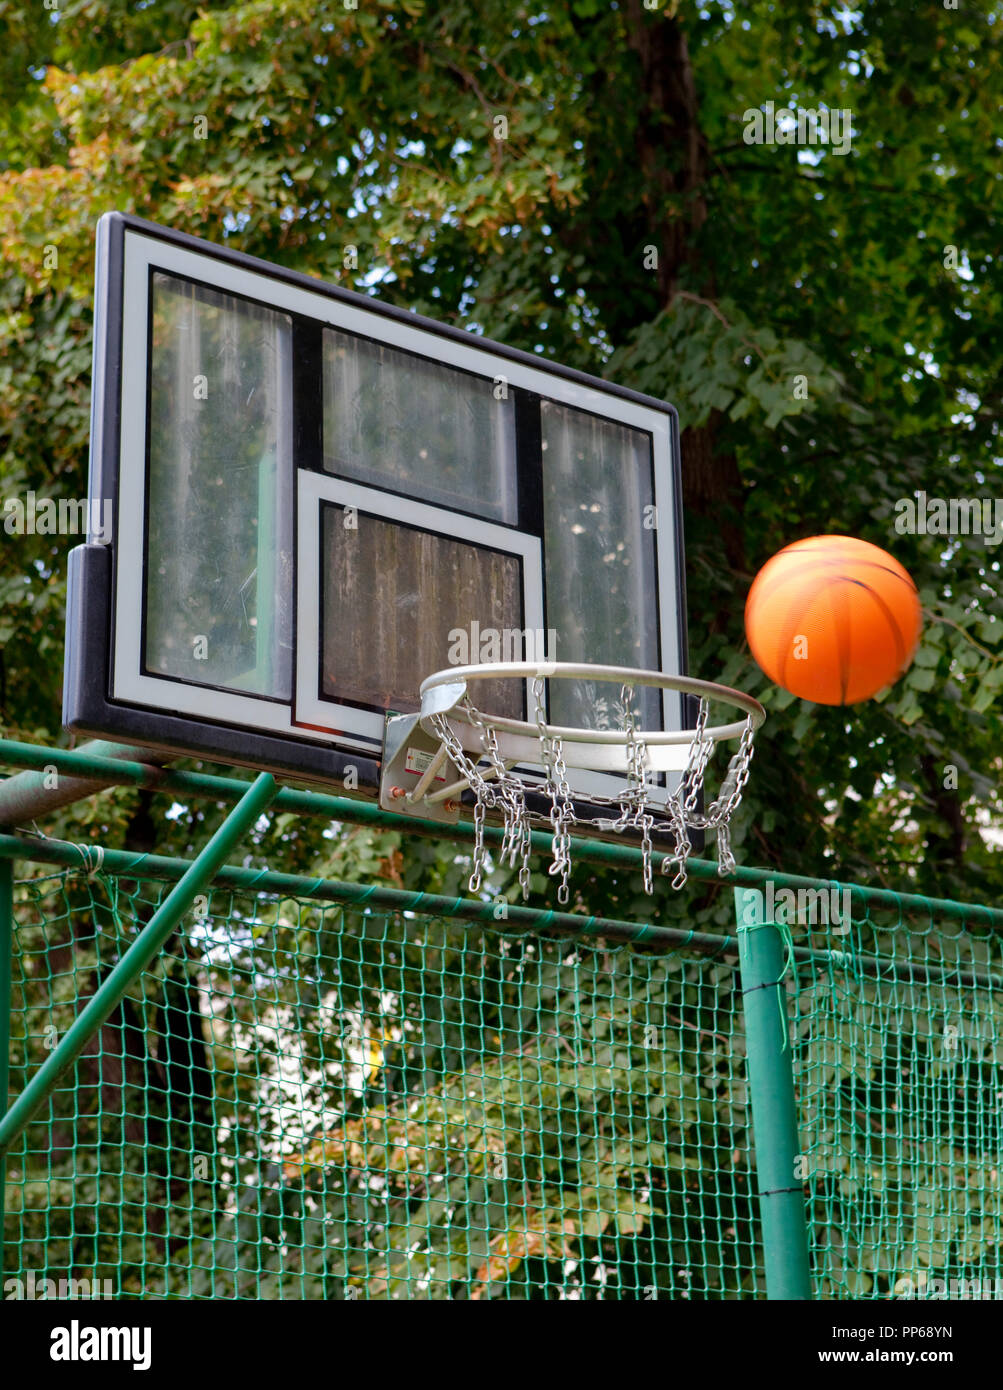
[{"x1": 379, "y1": 714, "x2": 462, "y2": 824}]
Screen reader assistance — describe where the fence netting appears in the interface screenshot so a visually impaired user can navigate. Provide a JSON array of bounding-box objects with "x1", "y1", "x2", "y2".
[
  {"x1": 5, "y1": 868, "x2": 761, "y2": 1300},
  {"x1": 789, "y1": 890, "x2": 1003, "y2": 1300},
  {"x1": 6, "y1": 864, "x2": 1001, "y2": 1299}
]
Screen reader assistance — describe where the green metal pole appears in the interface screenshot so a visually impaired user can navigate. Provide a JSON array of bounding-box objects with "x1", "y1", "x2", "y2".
[
  {"x1": 735, "y1": 886, "x2": 812, "y2": 1300},
  {"x1": 0, "y1": 830, "x2": 996, "y2": 989},
  {"x1": 0, "y1": 772, "x2": 276, "y2": 1160},
  {"x1": 0, "y1": 831, "x2": 727, "y2": 954},
  {"x1": 0, "y1": 740, "x2": 167, "y2": 827},
  {"x1": 0, "y1": 859, "x2": 12, "y2": 1280},
  {"x1": 2, "y1": 736, "x2": 1000, "y2": 931}
]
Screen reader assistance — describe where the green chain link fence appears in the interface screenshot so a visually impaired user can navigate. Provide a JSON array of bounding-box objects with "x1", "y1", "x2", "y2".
[
  {"x1": 3, "y1": 866, "x2": 762, "y2": 1300},
  {"x1": 787, "y1": 887, "x2": 1003, "y2": 1300},
  {"x1": 0, "y1": 744, "x2": 1000, "y2": 1301}
]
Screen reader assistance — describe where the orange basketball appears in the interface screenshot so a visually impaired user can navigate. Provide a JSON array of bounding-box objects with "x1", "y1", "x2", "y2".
[{"x1": 744, "y1": 536, "x2": 922, "y2": 705}]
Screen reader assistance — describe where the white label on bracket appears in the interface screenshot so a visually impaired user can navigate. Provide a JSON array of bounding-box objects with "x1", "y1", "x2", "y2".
[{"x1": 405, "y1": 746, "x2": 446, "y2": 780}]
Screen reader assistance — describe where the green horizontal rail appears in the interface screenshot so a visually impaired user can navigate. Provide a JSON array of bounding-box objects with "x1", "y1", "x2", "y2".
[
  {"x1": 0, "y1": 831, "x2": 733, "y2": 954},
  {"x1": 0, "y1": 740, "x2": 169, "y2": 824},
  {"x1": 0, "y1": 773, "x2": 277, "y2": 1160},
  {"x1": 0, "y1": 832, "x2": 1000, "y2": 991},
  {"x1": 1, "y1": 737, "x2": 1000, "y2": 928}
]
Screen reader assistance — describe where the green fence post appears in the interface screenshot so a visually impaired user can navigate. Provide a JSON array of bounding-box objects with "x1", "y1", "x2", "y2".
[
  {"x1": 0, "y1": 858, "x2": 12, "y2": 1280},
  {"x1": 735, "y1": 886, "x2": 811, "y2": 1300},
  {"x1": 0, "y1": 772, "x2": 276, "y2": 1161}
]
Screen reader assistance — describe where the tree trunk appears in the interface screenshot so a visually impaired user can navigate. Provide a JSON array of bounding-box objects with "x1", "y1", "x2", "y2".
[{"x1": 621, "y1": 5, "x2": 746, "y2": 572}]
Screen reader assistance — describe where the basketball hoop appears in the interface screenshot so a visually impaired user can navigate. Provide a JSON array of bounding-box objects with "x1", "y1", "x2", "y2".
[{"x1": 381, "y1": 662, "x2": 765, "y2": 904}]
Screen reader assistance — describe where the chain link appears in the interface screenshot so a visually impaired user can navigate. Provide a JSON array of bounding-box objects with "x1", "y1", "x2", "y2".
[{"x1": 549, "y1": 735, "x2": 576, "y2": 904}]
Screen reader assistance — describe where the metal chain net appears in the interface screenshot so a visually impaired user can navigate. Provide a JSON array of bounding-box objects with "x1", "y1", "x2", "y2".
[{"x1": 427, "y1": 685, "x2": 758, "y2": 902}]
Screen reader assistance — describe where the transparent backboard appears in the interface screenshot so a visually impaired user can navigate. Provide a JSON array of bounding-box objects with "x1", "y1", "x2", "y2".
[{"x1": 64, "y1": 213, "x2": 688, "y2": 804}]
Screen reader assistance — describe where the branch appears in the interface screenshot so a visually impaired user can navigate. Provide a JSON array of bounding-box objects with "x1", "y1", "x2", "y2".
[
  {"x1": 441, "y1": 58, "x2": 504, "y2": 174},
  {"x1": 923, "y1": 608, "x2": 1001, "y2": 665},
  {"x1": 665, "y1": 1012, "x2": 733, "y2": 1045},
  {"x1": 709, "y1": 161, "x2": 810, "y2": 177},
  {"x1": 673, "y1": 290, "x2": 770, "y2": 365}
]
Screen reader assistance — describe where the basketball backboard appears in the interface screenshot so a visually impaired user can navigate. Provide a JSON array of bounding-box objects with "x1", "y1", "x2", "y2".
[{"x1": 64, "y1": 213, "x2": 689, "y2": 810}]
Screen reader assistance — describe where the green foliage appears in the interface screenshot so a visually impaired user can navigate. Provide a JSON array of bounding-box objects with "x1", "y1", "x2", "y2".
[
  {"x1": 609, "y1": 293, "x2": 856, "y2": 431},
  {"x1": 1, "y1": 0, "x2": 999, "y2": 895}
]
